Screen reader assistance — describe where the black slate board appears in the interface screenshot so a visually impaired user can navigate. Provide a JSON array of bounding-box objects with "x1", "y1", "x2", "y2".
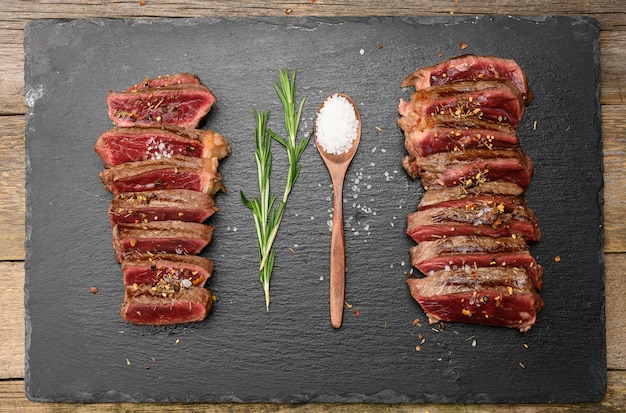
[{"x1": 24, "y1": 16, "x2": 605, "y2": 403}]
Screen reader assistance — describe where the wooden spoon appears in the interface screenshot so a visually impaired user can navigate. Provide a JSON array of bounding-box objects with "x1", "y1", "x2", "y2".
[{"x1": 314, "y1": 93, "x2": 361, "y2": 329}]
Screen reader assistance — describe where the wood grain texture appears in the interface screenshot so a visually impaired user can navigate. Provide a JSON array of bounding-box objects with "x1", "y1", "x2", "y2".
[
  {"x1": 0, "y1": 116, "x2": 25, "y2": 261},
  {"x1": 0, "y1": 261, "x2": 24, "y2": 379},
  {"x1": 602, "y1": 105, "x2": 626, "y2": 253},
  {"x1": 606, "y1": 254, "x2": 626, "y2": 370},
  {"x1": 0, "y1": 0, "x2": 624, "y2": 410},
  {"x1": 0, "y1": 0, "x2": 625, "y2": 25}
]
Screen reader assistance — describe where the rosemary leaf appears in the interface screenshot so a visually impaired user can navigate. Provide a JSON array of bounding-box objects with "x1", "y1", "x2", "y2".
[{"x1": 240, "y1": 69, "x2": 310, "y2": 311}]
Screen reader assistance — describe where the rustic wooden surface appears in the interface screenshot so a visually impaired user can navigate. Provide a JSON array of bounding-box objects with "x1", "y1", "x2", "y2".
[{"x1": 0, "y1": 1, "x2": 624, "y2": 411}]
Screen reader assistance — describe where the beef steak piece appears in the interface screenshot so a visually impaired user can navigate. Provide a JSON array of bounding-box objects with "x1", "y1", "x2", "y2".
[
  {"x1": 121, "y1": 253, "x2": 214, "y2": 288},
  {"x1": 120, "y1": 284, "x2": 212, "y2": 325},
  {"x1": 108, "y1": 189, "x2": 217, "y2": 226},
  {"x1": 406, "y1": 204, "x2": 541, "y2": 243},
  {"x1": 99, "y1": 155, "x2": 223, "y2": 196},
  {"x1": 400, "y1": 114, "x2": 519, "y2": 157},
  {"x1": 126, "y1": 73, "x2": 201, "y2": 91},
  {"x1": 95, "y1": 126, "x2": 230, "y2": 167},
  {"x1": 410, "y1": 235, "x2": 543, "y2": 290},
  {"x1": 107, "y1": 83, "x2": 216, "y2": 128},
  {"x1": 403, "y1": 147, "x2": 534, "y2": 189},
  {"x1": 406, "y1": 266, "x2": 543, "y2": 332},
  {"x1": 401, "y1": 54, "x2": 533, "y2": 104},
  {"x1": 398, "y1": 79, "x2": 525, "y2": 127},
  {"x1": 112, "y1": 221, "x2": 214, "y2": 262},
  {"x1": 417, "y1": 182, "x2": 525, "y2": 210}
]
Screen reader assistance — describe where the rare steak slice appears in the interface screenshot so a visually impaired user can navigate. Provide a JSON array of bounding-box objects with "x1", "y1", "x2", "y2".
[
  {"x1": 403, "y1": 148, "x2": 534, "y2": 188},
  {"x1": 401, "y1": 54, "x2": 533, "y2": 104},
  {"x1": 107, "y1": 83, "x2": 216, "y2": 128},
  {"x1": 400, "y1": 114, "x2": 519, "y2": 157},
  {"x1": 406, "y1": 204, "x2": 541, "y2": 243},
  {"x1": 126, "y1": 73, "x2": 201, "y2": 91},
  {"x1": 417, "y1": 181, "x2": 525, "y2": 210},
  {"x1": 121, "y1": 253, "x2": 214, "y2": 288},
  {"x1": 120, "y1": 284, "x2": 212, "y2": 325},
  {"x1": 112, "y1": 221, "x2": 214, "y2": 262},
  {"x1": 398, "y1": 79, "x2": 525, "y2": 126},
  {"x1": 108, "y1": 189, "x2": 217, "y2": 226},
  {"x1": 410, "y1": 235, "x2": 543, "y2": 290},
  {"x1": 99, "y1": 155, "x2": 223, "y2": 196},
  {"x1": 406, "y1": 266, "x2": 543, "y2": 332},
  {"x1": 95, "y1": 126, "x2": 231, "y2": 167}
]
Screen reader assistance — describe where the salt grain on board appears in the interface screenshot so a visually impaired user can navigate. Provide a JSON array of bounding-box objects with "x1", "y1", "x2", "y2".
[{"x1": 315, "y1": 94, "x2": 359, "y2": 155}]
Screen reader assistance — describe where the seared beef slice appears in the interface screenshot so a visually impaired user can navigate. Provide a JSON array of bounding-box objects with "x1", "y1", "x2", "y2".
[
  {"x1": 107, "y1": 83, "x2": 216, "y2": 128},
  {"x1": 398, "y1": 80, "x2": 526, "y2": 127},
  {"x1": 112, "y1": 220, "x2": 214, "y2": 262},
  {"x1": 125, "y1": 72, "x2": 202, "y2": 91},
  {"x1": 401, "y1": 54, "x2": 532, "y2": 104},
  {"x1": 402, "y1": 116, "x2": 520, "y2": 158},
  {"x1": 121, "y1": 253, "x2": 213, "y2": 288},
  {"x1": 95, "y1": 126, "x2": 230, "y2": 167},
  {"x1": 406, "y1": 204, "x2": 541, "y2": 243},
  {"x1": 108, "y1": 189, "x2": 217, "y2": 226},
  {"x1": 410, "y1": 235, "x2": 543, "y2": 290},
  {"x1": 99, "y1": 156, "x2": 223, "y2": 196},
  {"x1": 404, "y1": 147, "x2": 534, "y2": 189},
  {"x1": 406, "y1": 267, "x2": 543, "y2": 332},
  {"x1": 120, "y1": 284, "x2": 212, "y2": 325}
]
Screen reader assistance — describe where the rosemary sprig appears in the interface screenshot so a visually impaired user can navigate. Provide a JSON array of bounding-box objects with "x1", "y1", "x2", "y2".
[{"x1": 240, "y1": 69, "x2": 309, "y2": 311}]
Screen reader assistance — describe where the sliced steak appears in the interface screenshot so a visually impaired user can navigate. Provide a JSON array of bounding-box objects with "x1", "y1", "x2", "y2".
[
  {"x1": 120, "y1": 284, "x2": 212, "y2": 325},
  {"x1": 406, "y1": 204, "x2": 541, "y2": 243},
  {"x1": 404, "y1": 148, "x2": 534, "y2": 189},
  {"x1": 121, "y1": 253, "x2": 213, "y2": 288},
  {"x1": 99, "y1": 155, "x2": 223, "y2": 196},
  {"x1": 401, "y1": 54, "x2": 533, "y2": 104},
  {"x1": 112, "y1": 221, "x2": 214, "y2": 262},
  {"x1": 410, "y1": 235, "x2": 543, "y2": 290},
  {"x1": 107, "y1": 83, "x2": 216, "y2": 128},
  {"x1": 406, "y1": 266, "x2": 543, "y2": 332},
  {"x1": 400, "y1": 114, "x2": 519, "y2": 157},
  {"x1": 95, "y1": 126, "x2": 230, "y2": 167},
  {"x1": 126, "y1": 73, "x2": 201, "y2": 91},
  {"x1": 108, "y1": 189, "x2": 217, "y2": 226},
  {"x1": 417, "y1": 181, "x2": 525, "y2": 210},
  {"x1": 418, "y1": 191, "x2": 526, "y2": 214},
  {"x1": 399, "y1": 79, "x2": 525, "y2": 127}
]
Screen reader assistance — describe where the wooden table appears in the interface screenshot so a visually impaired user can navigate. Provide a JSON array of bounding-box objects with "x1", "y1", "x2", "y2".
[{"x1": 1, "y1": 1, "x2": 624, "y2": 411}]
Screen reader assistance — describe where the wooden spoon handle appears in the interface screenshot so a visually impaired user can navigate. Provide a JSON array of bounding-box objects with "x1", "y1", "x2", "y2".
[{"x1": 329, "y1": 177, "x2": 346, "y2": 329}]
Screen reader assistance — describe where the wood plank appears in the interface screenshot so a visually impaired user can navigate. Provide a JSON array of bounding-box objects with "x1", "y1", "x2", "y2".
[
  {"x1": 0, "y1": 261, "x2": 24, "y2": 380},
  {"x1": 601, "y1": 31, "x2": 626, "y2": 105},
  {"x1": 0, "y1": 0, "x2": 625, "y2": 27},
  {"x1": 602, "y1": 105, "x2": 626, "y2": 253},
  {"x1": 0, "y1": 43, "x2": 26, "y2": 115},
  {"x1": 0, "y1": 369, "x2": 624, "y2": 412},
  {"x1": 0, "y1": 116, "x2": 25, "y2": 261},
  {"x1": 606, "y1": 254, "x2": 626, "y2": 370}
]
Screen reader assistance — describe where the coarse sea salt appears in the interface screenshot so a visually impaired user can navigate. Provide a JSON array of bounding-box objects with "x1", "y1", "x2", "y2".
[{"x1": 315, "y1": 94, "x2": 359, "y2": 155}]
